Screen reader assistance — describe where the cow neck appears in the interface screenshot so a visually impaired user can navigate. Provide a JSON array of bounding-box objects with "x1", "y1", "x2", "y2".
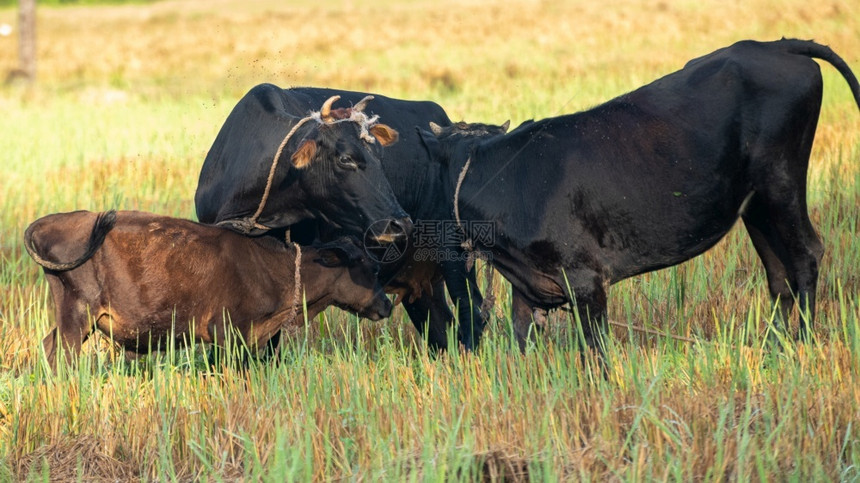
[
  {"x1": 446, "y1": 138, "x2": 484, "y2": 227},
  {"x1": 251, "y1": 116, "x2": 319, "y2": 229},
  {"x1": 448, "y1": 145, "x2": 498, "y2": 314},
  {"x1": 448, "y1": 141, "x2": 482, "y2": 267},
  {"x1": 214, "y1": 117, "x2": 318, "y2": 235}
]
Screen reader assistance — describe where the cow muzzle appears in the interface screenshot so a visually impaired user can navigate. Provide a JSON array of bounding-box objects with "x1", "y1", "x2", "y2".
[
  {"x1": 369, "y1": 217, "x2": 413, "y2": 244},
  {"x1": 365, "y1": 295, "x2": 393, "y2": 321}
]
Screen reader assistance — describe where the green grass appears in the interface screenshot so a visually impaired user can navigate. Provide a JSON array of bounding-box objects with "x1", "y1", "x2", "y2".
[{"x1": 1, "y1": 0, "x2": 859, "y2": 480}]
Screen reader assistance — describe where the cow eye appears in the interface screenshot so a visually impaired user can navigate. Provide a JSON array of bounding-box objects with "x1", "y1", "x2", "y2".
[{"x1": 337, "y1": 155, "x2": 359, "y2": 170}]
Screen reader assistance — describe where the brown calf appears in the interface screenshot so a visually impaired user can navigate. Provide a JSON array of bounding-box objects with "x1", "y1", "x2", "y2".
[{"x1": 24, "y1": 210, "x2": 391, "y2": 369}]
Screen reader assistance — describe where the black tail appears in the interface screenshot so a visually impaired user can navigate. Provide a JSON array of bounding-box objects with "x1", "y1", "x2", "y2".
[
  {"x1": 24, "y1": 210, "x2": 118, "y2": 271},
  {"x1": 781, "y1": 38, "x2": 860, "y2": 112}
]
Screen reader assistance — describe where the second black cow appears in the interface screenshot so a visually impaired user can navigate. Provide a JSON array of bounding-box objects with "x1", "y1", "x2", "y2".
[{"x1": 419, "y1": 39, "x2": 860, "y2": 354}]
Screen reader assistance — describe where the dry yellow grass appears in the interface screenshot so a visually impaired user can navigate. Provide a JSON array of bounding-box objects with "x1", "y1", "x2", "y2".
[{"x1": 1, "y1": 0, "x2": 859, "y2": 480}]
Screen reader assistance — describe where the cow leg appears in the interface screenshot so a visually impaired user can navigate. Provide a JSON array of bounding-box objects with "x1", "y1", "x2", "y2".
[
  {"x1": 742, "y1": 196, "x2": 823, "y2": 342},
  {"x1": 441, "y1": 258, "x2": 486, "y2": 350},
  {"x1": 510, "y1": 287, "x2": 548, "y2": 351},
  {"x1": 742, "y1": 215, "x2": 794, "y2": 336},
  {"x1": 403, "y1": 279, "x2": 455, "y2": 351},
  {"x1": 42, "y1": 276, "x2": 92, "y2": 372},
  {"x1": 564, "y1": 274, "x2": 610, "y2": 361}
]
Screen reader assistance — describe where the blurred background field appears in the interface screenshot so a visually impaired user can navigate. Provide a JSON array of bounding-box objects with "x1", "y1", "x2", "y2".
[{"x1": 0, "y1": 0, "x2": 859, "y2": 480}]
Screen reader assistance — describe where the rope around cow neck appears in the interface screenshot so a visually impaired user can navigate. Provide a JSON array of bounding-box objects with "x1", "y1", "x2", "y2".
[
  {"x1": 452, "y1": 156, "x2": 471, "y2": 236},
  {"x1": 254, "y1": 115, "x2": 317, "y2": 232},
  {"x1": 452, "y1": 156, "x2": 498, "y2": 319},
  {"x1": 214, "y1": 115, "x2": 316, "y2": 234},
  {"x1": 283, "y1": 242, "x2": 302, "y2": 330},
  {"x1": 218, "y1": 96, "x2": 380, "y2": 235}
]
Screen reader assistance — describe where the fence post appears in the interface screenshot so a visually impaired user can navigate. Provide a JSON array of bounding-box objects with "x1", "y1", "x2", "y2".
[{"x1": 17, "y1": 0, "x2": 37, "y2": 83}]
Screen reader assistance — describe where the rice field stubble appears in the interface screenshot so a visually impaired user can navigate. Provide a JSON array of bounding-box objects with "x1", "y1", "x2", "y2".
[{"x1": 1, "y1": 0, "x2": 859, "y2": 480}]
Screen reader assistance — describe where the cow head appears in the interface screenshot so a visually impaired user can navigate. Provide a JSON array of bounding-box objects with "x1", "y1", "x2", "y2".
[
  {"x1": 417, "y1": 120, "x2": 510, "y2": 166},
  {"x1": 313, "y1": 237, "x2": 392, "y2": 321},
  {"x1": 288, "y1": 96, "x2": 412, "y2": 243},
  {"x1": 429, "y1": 120, "x2": 511, "y2": 139}
]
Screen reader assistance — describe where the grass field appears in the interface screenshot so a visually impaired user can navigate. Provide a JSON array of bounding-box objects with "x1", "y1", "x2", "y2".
[{"x1": 1, "y1": 0, "x2": 860, "y2": 480}]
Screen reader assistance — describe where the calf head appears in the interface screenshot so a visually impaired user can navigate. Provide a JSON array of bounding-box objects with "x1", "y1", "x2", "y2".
[
  {"x1": 290, "y1": 96, "x2": 412, "y2": 242},
  {"x1": 313, "y1": 237, "x2": 392, "y2": 321}
]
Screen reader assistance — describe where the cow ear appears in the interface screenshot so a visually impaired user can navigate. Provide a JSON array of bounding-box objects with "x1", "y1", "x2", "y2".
[
  {"x1": 369, "y1": 124, "x2": 399, "y2": 147},
  {"x1": 290, "y1": 139, "x2": 317, "y2": 169},
  {"x1": 416, "y1": 127, "x2": 445, "y2": 165}
]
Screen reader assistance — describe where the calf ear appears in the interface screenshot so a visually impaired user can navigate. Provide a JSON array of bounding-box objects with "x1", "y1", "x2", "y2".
[
  {"x1": 369, "y1": 124, "x2": 399, "y2": 147},
  {"x1": 315, "y1": 246, "x2": 350, "y2": 267},
  {"x1": 314, "y1": 237, "x2": 364, "y2": 266},
  {"x1": 290, "y1": 139, "x2": 317, "y2": 169}
]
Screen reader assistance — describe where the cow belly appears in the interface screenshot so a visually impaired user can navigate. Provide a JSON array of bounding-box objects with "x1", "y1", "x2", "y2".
[
  {"x1": 96, "y1": 302, "x2": 247, "y2": 349},
  {"x1": 605, "y1": 213, "x2": 741, "y2": 281},
  {"x1": 488, "y1": 245, "x2": 568, "y2": 308}
]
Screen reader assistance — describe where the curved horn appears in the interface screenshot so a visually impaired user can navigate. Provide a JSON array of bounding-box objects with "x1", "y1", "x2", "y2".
[
  {"x1": 353, "y1": 95, "x2": 374, "y2": 112},
  {"x1": 429, "y1": 121, "x2": 444, "y2": 136},
  {"x1": 320, "y1": 95, "x2": 341, "y2": 123}
]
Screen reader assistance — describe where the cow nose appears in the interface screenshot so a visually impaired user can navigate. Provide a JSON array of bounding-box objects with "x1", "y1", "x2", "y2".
[
  {"x1": 380, "y1": 297, "x2": 393, "y2": 317},
  {"x1": 368, "y1": 296, "x2": 392, "y2": 321},
  {"x1": 369, "y1": 216, "x2": 413, "y2": 244},
  {"x1": 393, "y1": 217, "x2": 414, "y2": 237}
]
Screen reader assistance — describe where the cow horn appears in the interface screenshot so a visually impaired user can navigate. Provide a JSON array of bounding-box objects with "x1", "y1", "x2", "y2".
[
  {"x1": 353, "y1": 95, "x2": 374, "y2": 112},
  {"x1": 429, "y1": 121, "x2": 444, "y2": 136},
  {"x1": 320, "y1": 95, "x2": 340, "y2": 123}
]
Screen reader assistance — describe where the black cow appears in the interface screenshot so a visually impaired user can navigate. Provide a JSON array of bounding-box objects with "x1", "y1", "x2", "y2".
[
  {"x1": 195, "y1": 85, "x2": 492, "y2": 349},
  {"x1": 418, "y1": 39, "x2": 860, "y2": 355},
  {"x1": 195, "y1": 93, "x2": 412, "y2": 243}
]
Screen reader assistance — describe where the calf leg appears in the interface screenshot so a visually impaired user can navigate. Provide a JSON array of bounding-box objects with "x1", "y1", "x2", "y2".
[
  {"x1": 42, "y1": 277, "x2": 93, "y2": 371},
  {"x1": 206, "y1": 319, "x2": 260, "y2": 367}
]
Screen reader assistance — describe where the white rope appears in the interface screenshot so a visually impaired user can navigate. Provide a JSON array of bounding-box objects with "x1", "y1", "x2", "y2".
[
  {"x1": 452, "y1": 155, "x2": 497, "y2": 319},
  {"x1": 453, "y1": 156, "x2": 471, "y2": 236},
  {"x1": 282, "y1": 243, "x2": 303, "y2": 329},
  {"x1": 251, "y1": 116, "x2": 316, "y2": 224}
]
